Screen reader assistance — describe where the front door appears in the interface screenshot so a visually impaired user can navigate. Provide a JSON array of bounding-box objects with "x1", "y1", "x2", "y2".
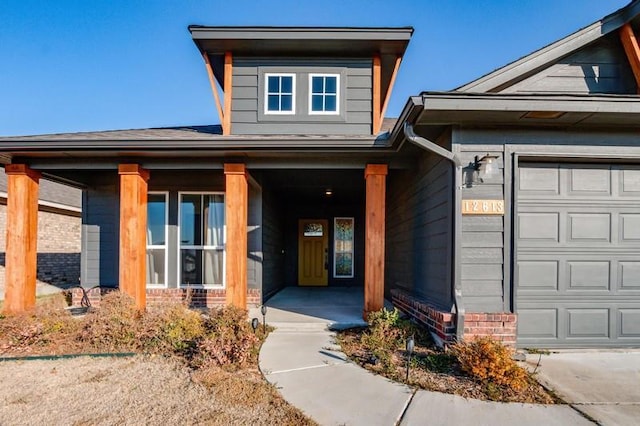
[{"x1": 298, "y1": 219, "x2": 329, "y2": 286}]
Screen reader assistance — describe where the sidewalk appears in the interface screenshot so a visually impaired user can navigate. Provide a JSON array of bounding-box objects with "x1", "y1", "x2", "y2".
[{"x1": 256, "y1": 287, "x2": 592, "y2": 426}]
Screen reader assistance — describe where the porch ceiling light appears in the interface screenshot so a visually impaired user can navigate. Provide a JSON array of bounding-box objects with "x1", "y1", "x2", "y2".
[
  {"x1": 474, "y1": 154, "x2": 499, "y2": 183},
  {"x1": 325, "y1": 188, "x2": 333, "y2": 196}
]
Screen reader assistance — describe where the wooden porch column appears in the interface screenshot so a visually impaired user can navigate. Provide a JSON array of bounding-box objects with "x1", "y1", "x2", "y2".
[
  {"x1": 224, "y1": 163, "x2": 248, "y2": 309},
  {"x1": 3, "y1": 164, "x2": 40, "y2": 314},
  {"x1": 364, "y1": 164, "x2": 388, "y2": 318},
  {"x1": 118, "y1": 164, "x2": 149, "y2": 310}
]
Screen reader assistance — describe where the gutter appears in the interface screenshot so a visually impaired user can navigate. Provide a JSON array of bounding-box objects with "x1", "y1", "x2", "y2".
[{"x1": 403, "y1": 122, "x2": 465, "y2": 342}]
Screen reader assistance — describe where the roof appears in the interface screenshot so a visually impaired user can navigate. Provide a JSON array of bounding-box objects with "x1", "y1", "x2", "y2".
[
  {"x1": 457, "y1": 0, "x2": 640, "y2": 92},
  {"x1": 189, "y1": 26, "x2": 413, "y2": 57}
]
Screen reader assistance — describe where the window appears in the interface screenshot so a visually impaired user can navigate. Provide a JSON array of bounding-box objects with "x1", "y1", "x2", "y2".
[
  {"x1": 309, "y1": 74, "x2": 339, "y2": 114},
  {"x1": 146, "y1": 193, "x2": 168, "y2": 287},
  {"x1": 334, "y1": 217, "x2": 354, "y2": 278},
  {"x1": 179, "y1": 193, "x2": 225, "y2": 286},
  {"x1": 265, "y1": 74, "x2": 295, "y2": 114}
]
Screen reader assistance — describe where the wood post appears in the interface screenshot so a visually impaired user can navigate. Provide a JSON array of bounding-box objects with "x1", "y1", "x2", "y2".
[
  {"x1": 364, "y1": 164, "x2": 388, "y2": 319},
  {"x1": 118, "y1": 164, "x2": 149, "y2": 310},
  {"x1": 372, "y1": 55, "x2": 381, "y2": 135},
  {"x1": 3, "y1": 164, "x2": 40, "y2": 314},
  {"x1": 223, "y1": 51, "x2": 233, "y2": 135},
  {"x1": 620, "y1": 23, "x2": 640, "y2": 94},
  {"x1": 224, "y1": 163, "x2": 248, "y2": 309}
]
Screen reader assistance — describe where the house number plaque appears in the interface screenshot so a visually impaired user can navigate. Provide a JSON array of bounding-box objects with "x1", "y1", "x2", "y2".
[{"x1": 462, "y1": 199, "x2": 505, "y2": 215}]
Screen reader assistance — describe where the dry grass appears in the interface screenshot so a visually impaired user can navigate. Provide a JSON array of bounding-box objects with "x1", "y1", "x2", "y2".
[
  {"x1": 337, "y1": 309, "x2": 557, "y2": 404},
  {"x1": 0, "y1": 292, "x2": 315, "y2": 425}
]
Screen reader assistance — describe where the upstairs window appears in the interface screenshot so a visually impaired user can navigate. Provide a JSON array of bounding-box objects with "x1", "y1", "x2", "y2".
[
  {"x1": 265, "y1": 74, "x2": 295, "y2": 114},
  {"x1": 309, "y1": 74, "x2": 339, "y2": 114}
]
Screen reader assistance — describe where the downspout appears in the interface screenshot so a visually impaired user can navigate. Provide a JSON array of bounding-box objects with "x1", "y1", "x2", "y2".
[{"x1": 403, "y1": 123, "x2": 465, "y2": 342}]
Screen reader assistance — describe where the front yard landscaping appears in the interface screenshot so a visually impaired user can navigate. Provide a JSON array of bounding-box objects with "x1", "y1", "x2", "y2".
[
  {"x1": 337, "y1": 308, "x2": 558, "y2": 404},
  {"x1": 0, "y1": 292, "x2": 315, "y2": 425}
]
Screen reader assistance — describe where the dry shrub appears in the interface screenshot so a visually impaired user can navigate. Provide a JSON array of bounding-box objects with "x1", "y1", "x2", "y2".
[
  {"x1": 78, "y1": 292, "x2": 141, "y2": 351},
  {"x1": 141, "y1": 303, "x2": 204, "y2": 355},
  {"x1": 0, "y1": 294, "x2": 79, "y2": 354},
  {"x1": 194, "y1": 306, "x2": 260, "y2": 368},
  {"x1": 451, "y1": 336, "x2": 528, "y2": 391}
]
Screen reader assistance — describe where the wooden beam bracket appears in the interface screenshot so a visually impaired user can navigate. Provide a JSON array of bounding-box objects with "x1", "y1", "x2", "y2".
[
  {"x1": 620, "y1": 23, "x2": 640, "y2": 94},
  {"x1": 202, "y1": 51, "x2": 233, "y2": 135}
]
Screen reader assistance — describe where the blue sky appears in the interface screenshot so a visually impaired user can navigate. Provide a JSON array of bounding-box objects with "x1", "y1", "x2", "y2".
[{"x1": 0, "y1": 0, "x2": 631, "y2": 136}]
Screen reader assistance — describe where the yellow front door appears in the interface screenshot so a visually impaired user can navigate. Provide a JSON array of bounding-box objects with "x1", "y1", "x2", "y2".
[{"x1": 298, "y1": 219, "x2": 329, "y2": 286}]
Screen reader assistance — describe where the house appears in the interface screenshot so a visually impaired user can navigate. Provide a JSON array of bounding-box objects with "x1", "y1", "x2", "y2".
[
  {"x1": 1, "y1": 1, "x2": 640, "y2": 349},
  {"x1": 0, "y1": 170, "x2": 81, "y2": 294}
]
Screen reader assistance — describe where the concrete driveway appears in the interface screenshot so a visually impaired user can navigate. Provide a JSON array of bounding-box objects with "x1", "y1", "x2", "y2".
[{"x1": 526, "y1": 350, "x2": 640, "y2": 425}]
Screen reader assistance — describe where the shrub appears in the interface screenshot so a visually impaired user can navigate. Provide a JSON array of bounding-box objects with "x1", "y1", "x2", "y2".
[
  {"x1": 451, "y1": 336, "x2": 528, "y2": 391},
  {"x1": 78, "y1": 292, "x2": 141, "y2": 351},
  {"x1": 194, "y1": 306, "x2": 260, "y2": 368},
  {"x1": 142, "y1": 303, "x2": 205, "y2": 355}
]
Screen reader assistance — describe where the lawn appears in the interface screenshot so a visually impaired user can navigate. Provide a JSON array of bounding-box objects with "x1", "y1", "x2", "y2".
[{"x1": 0, "y1": 293, "x2": 315, "y2": 425}]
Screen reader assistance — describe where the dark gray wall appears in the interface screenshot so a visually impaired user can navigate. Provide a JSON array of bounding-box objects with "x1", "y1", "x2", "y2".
[
  {"x1": 81, "y1": 175, "x2": 119, "y2": 288},
  {"x1": 248, "y1": 180, "x2": 262, "y2": 291},
  {"x1": 232, "y1": 57, "x2": 372, "y2": 135},
  {"x1": 501, "y1": 33, "x2": 637, "y2": 95},
  {"x1": 261, "y1": 187, "x2": 285, "y2": 300},
  {"x1": 386, "y1": 147, "x2": 453, "y2": 309}
]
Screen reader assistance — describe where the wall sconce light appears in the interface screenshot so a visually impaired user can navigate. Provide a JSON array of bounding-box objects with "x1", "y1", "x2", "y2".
[{"x1": 474, "y1": 154, "x2": 499, "y2": 183}]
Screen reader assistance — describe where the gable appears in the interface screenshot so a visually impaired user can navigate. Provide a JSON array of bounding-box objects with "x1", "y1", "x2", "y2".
[
  {"x1": 457, "y1": 0, "x2": 640, "y2": 94},
  {"x1": 500, "y1": 33, "x2": 637, "y2": 95}
]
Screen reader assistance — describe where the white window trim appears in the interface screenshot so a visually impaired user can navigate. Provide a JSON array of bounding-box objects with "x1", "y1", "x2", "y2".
[
  {"x1": 308, "y1": 73, "x2": 340, "y2": 115},
  {"x1": 333, "y1": 217, "x2": 354, "y2": 278},
  {"x1": 177, "y1": 191, "x2": 226, "y2": 288},
  {"x1": 147, "y1": 191, "x2": 169, "y2": 289},
  {"x1": 264, "y1": 73, "x2": 296, "y2": 115}
]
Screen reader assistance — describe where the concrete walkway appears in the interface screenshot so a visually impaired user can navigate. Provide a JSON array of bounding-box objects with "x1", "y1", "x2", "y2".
[
  {"x1": 526, "y1": 351, "x2": 640, "y2": 426},
  {"x1": 257, "y1": 287, "x2": 591, "y2": 426}
]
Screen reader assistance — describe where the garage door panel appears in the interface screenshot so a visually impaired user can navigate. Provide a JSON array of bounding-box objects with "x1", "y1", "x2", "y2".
[
  {"x1": 568, "y1": 213, "x2": 610, "y2": 242},
  {"x1": 520, "y1": 165, "x2": 559, "y2": 194},
  {"x1": 620, "y1": 214, "x2": 640, "y2": 240},
  {"x1": 517, "y1": 309, "x2": 558, "y2": 339},
  {"x1": 518, "y1": 261, "x2": 558, "y2": 290},
  {"x1": 621, "y1": 168, "x2": 640, "y2": 194},
  {"x1": 568, "y1": 166, "x2": 611, "y2": 195},
  {"x1": 516, "y1": 162, "x2": 640, "y2": 347},
  {"x1": 568, "y1": 261, "x2": 610, "y2": 290},
  {"x1": 567, "y1": 308, "x2": 610, "y2": 338},
  {"x1": 619, "y1": 309, "x2": 640, "y2": 337},
  {"x1": 518, "y1": 213, "x2": 559, "y2": 241}
]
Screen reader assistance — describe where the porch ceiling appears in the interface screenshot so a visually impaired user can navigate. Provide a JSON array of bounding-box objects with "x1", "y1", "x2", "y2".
[{"x1": 260, "y1": 169, "x2": 365, "y2": 204}]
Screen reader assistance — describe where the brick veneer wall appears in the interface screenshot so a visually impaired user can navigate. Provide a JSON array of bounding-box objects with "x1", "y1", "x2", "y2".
[
  {"x1": 0, "y1": 205, "x2": 81, "y2": 289},
  {"x1": 70, "y1": 287, "x2": 262, "y2": 309},
  {"x1": 391, "y1": 288, "x2": 517, "y2": 347}
]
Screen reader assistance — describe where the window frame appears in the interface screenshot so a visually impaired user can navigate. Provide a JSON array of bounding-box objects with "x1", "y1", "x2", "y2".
[
  {"x1": 308, "y1": 73, "x2": 340, "y2": 115},
  {"x1": 333, "y1": 217, "x2": 355, "y2": 278},
  {"x1": 146, "y1": 191, "x2": 169, "y2": 288},
  {"x1": 264, "y1": 73, "x2": 296, "y2": 115},
  {"x1": 177, "y1": 191, "x2": 226, "y2": 288}
]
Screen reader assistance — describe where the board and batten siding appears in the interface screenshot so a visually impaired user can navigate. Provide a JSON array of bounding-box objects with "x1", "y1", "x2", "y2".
[
  {"x1": 452, "y1": 129, "x2": 507, "y2": 313},
  {"x1": 500, "y1": 34, "x2": 636, "y2": 95},
  {"x1": 386, "y1": 147, "x2": 453, "y2": 309},
  {"x1": 231, "y1": 58, "x2": 372, "y2": 135}
]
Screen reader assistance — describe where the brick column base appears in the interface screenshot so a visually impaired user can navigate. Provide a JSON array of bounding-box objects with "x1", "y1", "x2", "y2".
[{"x1": 391, "y1": 289, "x2": 517, "y2": 347}]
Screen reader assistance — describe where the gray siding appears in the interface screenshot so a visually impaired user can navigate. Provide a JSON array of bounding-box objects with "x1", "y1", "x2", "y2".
[
  {"x1": 232, "y1": 58, "x2": 372, "y2": 135},
  {"x1": 386, "y1": 147, "x2": 453, "y2": 309},
  {"x1": 456, "y1": 144, "x2": 506, "y2": 313},
  {"x1": 261, "y1": 187, "x2": 285, "y2": 300},
  {"x1": 501, "y1": 34, "x2": 636, "y2": 95},
  {"x1": 248, "y1": 181, "x2": 262, "y2": 291},
  {"x1": 81, "y1": 179, "x2": 119, "y2": 288}
]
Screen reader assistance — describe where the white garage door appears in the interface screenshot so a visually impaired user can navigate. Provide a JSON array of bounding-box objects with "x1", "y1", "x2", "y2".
[{"x1": 515, "y1": 162, "x2": 640, "y2": 348}]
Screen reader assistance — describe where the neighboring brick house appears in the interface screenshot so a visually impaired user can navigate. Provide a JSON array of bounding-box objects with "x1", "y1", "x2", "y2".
[{"x1": 0, "y1": 170, "x2": 81, "y2": 291}]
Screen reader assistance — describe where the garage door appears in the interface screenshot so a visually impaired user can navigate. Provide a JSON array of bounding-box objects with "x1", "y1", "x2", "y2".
[{"x1": 515, "y1": 162, "x2": 640, "y2": 348}]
